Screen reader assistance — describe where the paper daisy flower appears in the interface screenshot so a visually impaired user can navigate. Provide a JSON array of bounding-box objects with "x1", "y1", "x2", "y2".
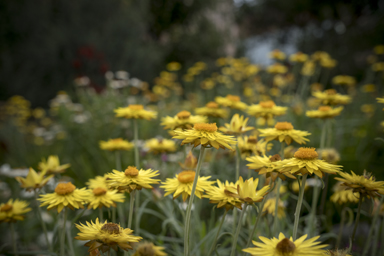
[
  {"x1": 237, "y1": 136, "x2": 271, "y2": 158},
  {"x1": 75, "y1": 218, "x2": 142, "y2": 253},
  {"x1": 219, "y1": 114, "x2": 254, "y2": 135},
  {"x1": 38, "y1": 155, "x2": 71, "y2": 174},
  {"x1": 0, "y1": 199, "x2": 32, "y2": 223},
  {"x1": 242, "y1": 233, "x2": 327, "y2": 256},
  {"x1": 318, "y1": 148, "x2": 340, "y2": 164},
  {"x1": 99, "y1": 138, "x2": 134, "y2": 151},
  {"x1": 377, "y1": 97, "x2": 384, "y2": 110},
  {"x1": 160, "y1": 110, "x2": 208, "y2": 130},
  {"x1": 312, "y1": 89, "x2": 351, "y2": 105},
  {"x1": 114, "y1": 104, "x2": 157, "y2": 120},
  {"x1": 332, "y1": 75, "x2": 356, "y2": 86},
  {"x1": 247, "y1": 154, "x2": 296, "y2": 181},
  {"x1": 289, "y1": 52, "x2": 308, "y2": 63},
  {"x1": 87, "y1": 187, "x2": 125, "y2": 210},
  {"x1": 86, "y1": 175, "x2": 109, "y2": 190},
  {"x1": 145, "y1": 138, "x2": 177, "y2": 154},
  {"x1": 204, "y1": 180, "x2": 243, "y2": 210},
  {"x1": 237, "y1": 177, "x2": 270, "y2": 204},
  {"x1": 38, "y1": 182, "x2": 89, "y2": 213},
  {"x1": 279, "y1": 148, "x2": 342, "y2": 178},
  {"x1": 132, "y1": 242, "x2": 167, "y2": 256},
  {"x1": 247, "y1": 100, "x2": 287, "y2": 124},
  {"x1": 195, "y1": 101, "x2": 229, "y2": 118},
  {"x1": 214, "y1": 94, "x2": 248, "y2": 110},
  {"x1": 306, "y1": 106, "x2": 343, "y2": 119},
  {"x1": 269, "y1": 49, "x2": 286, "y2": 60},
  {"x1": 266, "y1": 63, "x2": 288, "y2": 74},
  {"x1": 160, "y1": 170, "x2": 215, "y2": 202},
  {"x1": 173, "y1": 123, "x2": 237, "y2": 150},
  {"x1": 335, "y1": 170, "x2": 384, "y2": 198},
  {"x1": 330, "y1": 182, "x2": 360, "y2": 204},
  {"x1": 107, "y1": 166, "x2": 160, "y2": 193},
  {"x1": 262, "y1": 198, "x2": 286, "y2": 219},
  {"x1": 258, "y1": 122, "x2": 310, "y2": 145},
  {"x1": 15, "y1": 167, "x2": 54, "y2": 191}
]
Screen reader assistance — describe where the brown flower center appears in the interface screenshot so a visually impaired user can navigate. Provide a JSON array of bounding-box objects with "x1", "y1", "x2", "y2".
[
  {"x1": 177, "y1": 170, "x2": 196, "y2": 183},
  {"x1": 125, "y1": 166, "x2": 139, "y2": 176},
  {"x1": 269, "y1": 154, "x2": 282, "y2": 162},
  {"x1": 55, "y1": 182, "x2": 76, "y2": 195},
  {"x1": 294, "y1": 147, "x2": 318, "y2": 160},
  {"x1": 93, "y1": 187, "x2": 107, "y2": 196},
  {"x1": 206, "y1": 102, "x2": 219, "y2": 108},
  {"x1": 260, "y1": 100, "x2": 275, "y2": 108},
  {"x1": 247, "y1": 136, "x2": 258, "y2": 144},
  {"x1": 177, "y1": 111, "x2": 191, "y2": 119},
  {"x1": 226, "y1": 94, "x2": 240, "y2": 102},
  {"x1": 1, "y1": 204, "x2": 13, "y2": 212},
  {"x1": 101, "y1": 223, "x2": 120, "y2": 234},
  {"x1": 318, "y1": 106, "x2": 332, "y2": 112},
  {"x1": 128, "y1": 104, "x2": 144, "y2": 110},
  {"x1": 274, "y1": 122, "x2": 294, "y2": 130},
  {"x1": 276, "y1": 238, "x2": 296, "y2": 255},
  {"x1": 325, "y1": 89, "x2": 337, "y2": 95},
  {"x1": 194, "y1": 123, "x2": 218, "y2": 132}
]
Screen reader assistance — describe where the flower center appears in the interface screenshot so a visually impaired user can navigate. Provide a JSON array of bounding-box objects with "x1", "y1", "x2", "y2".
[
  {"x1": 276, "y1": 238, "x2": 296, "y2": 255},
  {"x1": 177, "y1": 170, "x2": 196, "y2": 183},
  {"x1": 260, "y1": 100, "x2": 275, "y2": 108},
  {"x1": 93, "y1": 187, "x2": 107, "y2": 196},
  {"x1": 247, "y1": 136, "x2": 258, "y2": 144},
  {"x1": 294, "y1": 147, "x2": 318, "y2": 160},
  {"x1": 325, "y1": 89, "x2": 337, "y2": 95},
  {"x1": 194, "y1": 123, "x2": 218, "y2": 132},
  {"x1": 226, "y1": 95, "x2": 240, "y2": 102},
  {"x1": 55, "y1": 182, "x2": 76, "y2": 195},
  {"x1": 125, "y1": 166, "x2": 139, "y2": 176},
  {"x1": 101, "y1": 223, "x2": 120, "y2": 234},
  {"x1": 274, "y1": 122, "x2": 293, "y2": 130},
  {"x1": 128, "y1": 104, "x2": 144, "y2": 110},
  {"x1": 206, "y1": 102, "x2": 219, "y2": 108},
  {"x1": 269, "y1": 154, "x2": 282, "y2": 162},
  {"x1": 318, "y1": 106, "x2": 332, "y2": 112},
  {"x1": 176, "y1": 111, "x2": 191, "y2": 119},
  {"x1": 1, "y1": 204, "x2": 13, "y2": 212}
]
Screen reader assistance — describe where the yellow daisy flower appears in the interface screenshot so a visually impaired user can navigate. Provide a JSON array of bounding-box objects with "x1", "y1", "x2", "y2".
[
  {"x1": 0, "y1": 199, "x2": 32, "y2": 223},
  {"x1": 237, "y1": 136, "x2": 271, "y2": 158},
  {"x1": 219, "y1": 114, "x2": 254, "y2": 135},
  {"x1": 87, "y1": 187, "x2": 125, "y2": 210},
  {"x1": 38, "y1": 182, "x2": 89, "y2": 213},
  {"x1": 145, "y1": 138, "x2": 177, "y2": 154},
  {"x1": 237, "y1": 177, "x2": 270, "y2": 204},
  {"x1": 247, "y1": 100, "x2": 287, "y2": 121},
  {"x1": 38, "y1": 155, "x2": 71, "y2": 174},
  {"x1": 75, "y1": 218, "x2": 142, "y2": 253},
  {"x1": 332, "y1": 75, "x2": 356, "y2": 86},
  {"x1": 320, "y1": 58, "x2": 337, "y2": 69},
  {"x1": 247, "y1": 154, "x2": 296, "y2": 181},
  {"x1": 280, "y1": 148, "x2": 342, "y2": 178},
  {"x1": 106, "y1": 166, "x2": 160, "y2": 193},
  {"x1": 133, "y1": 242, "x2": 167, "y2": 256},
  {"x1": 312, "y1": 89, "x2": 351, "y2": 105},
  {"x1": 377, "y1": 97, "x2": 384, "y2": 111},
  {"x1": 204, "y1": 180, "x2": 243, "y2": 210},
  {"x1": 160, "y1": 170, "x2": 215, "y2": 202},
  {"x1": 15, "y1": 167, "x2": 54, "y2": 191},
  {"x1": 242, "y1": 233, "x2": 327, "y2": 256},
  {"x1": 160, "y1": 111, "x2": 208, "y2": 130},
  {"x1": 173, "y1": 123, "x2": 237, "y2": 150},
  {"x1": 114, "y1": 104, "x2": 157, "y2": 120},
  {"x1": 214, "y1": 94, "x2": 248, "y2": 110},
  {"x1": 258, "y1": 122, "x2": 311, "y2": 145},
  {"x1": 166, "y1": 61, "x2": 181, "y2": 71},
  {"x1": 194, "y1": 101, "x2": 229, "y2": 118},
  {"x1": 269, "y1": 49, "x2": 286, "y2": 60},
  {"x1": 290, "y1": 52, "x2": 308, "y2": 63},
  {"x1": 335, "y1": 170, "x2": 384, "y2": 198},
  {"x1": 266, "y1": 63, "x2": 288, "y2": 74},
  {"x1": 306, "y1": 106, "x2": 343, "y2": 119},
  {"x1": 262, "y1": 198, "x2": 286, "y2": 218},
  {"x1": 318, "y1": 148, "x2": 340, "y2": 164},
  {"x1": 86, "y1": 175, "x2": 109, "y2": 190},
  {"x1": 330, "y1": 182, "x2": 360, "y2": 204},
  {"x1": 99, "y1": 138, "x2": 134, "y2": 151}
]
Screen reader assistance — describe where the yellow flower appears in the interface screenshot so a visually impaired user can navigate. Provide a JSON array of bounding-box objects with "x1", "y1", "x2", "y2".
[
  {"x1": 312, "y1": 89, "x2": 351, "y2": 105},
  {"x1": 87, "y1": 187, "x2": 125, "y2": 210},
  {"x1": 269, "y1": 49, "x2": 286, "y2": 60},
  {"x1": 114, "y1": 104, "x2": 157, "y2": 120},
  {"x1": 247, "y1": 100, "x2": 287, "y2": 121},
  {"x1": 15, "y1": 167, "x2": 54, "y2": 191},
  {"x1": 160, "y1": 111, "x2": 208, "y2": 130},
  {"x1": 335, "y1": 170, "x2": 384, "y2": 198},
  {"x1": 99, "y1": 138, "x2": 134, "y2": 151},
  {"x1": 166, "y1": 62, "x2": 181, "y2": 71},
  {"x1": 374, "y1": 45, "x2": 384, "y2": 55},
  {"x1": 317, "y1": 148, "x2": 340, "y2": 164},
  {"x1": 237, "y1": 177, "x2": 270, "y2": 204},
  {"x1": 262, "y1": 198, "x2": 285, "y2": 218},
  {"x1": 280, "y1": 148, "x2": 342, "y2": 178},
  {"x1": 86, "y1": 175, "x2": 109, "y2": 190},
  {"x1": 144, "y1": 138, "x2": 177, "y2": 154},
  {"x1": 306, "y1": 106, "x2": 343, "y2": 119},
  {"x1": 289, "y1": 52, "x2": 308, "y2": 63},
  {"x1": 332, "y1": 75, "x2": 356, "y2": 86},
  {"x1": 195, "y1": 102, "x2": 229, "y2": 118},
  {"x1": 320, "y1": 57, "x2": 337, "y2": 68},
  {"x1": 372, "y1": 62, "x2": 384, "y2": 72},
  {"x1": 204, "y1": 180, "x2": 243, "y2": 210},
  {"x1": 266, "y1": 63, "x2": 288, "y2": 74},
  {"x1": 237, "y1": 136, "x2": 271, "y2": 158},
  {"x1": 362, "y1": 84, "x2": 376, "y2": 93},
  {"x1": 38, "y1": 155, "x2": 71, "y2": 174},
  {"x1": 0, "y1": 199, "x2": 32, "y2": 223},
  {"x1": 330, "y1": 182, "x2": 360, "y2": 204},
  {"x1": 311, "y1": 51, "x2": 330, "y2": 61},
  {"x1": 377, "y1": 97, "x2": 384, "y2": 110},
  {"x1": 214, "y1": 94, "x2": 248, "y2": 110},
  {"x1": 75, "y1": 218, "x2": 142, "y2": 253},
  {"x1": 301, "y1": 61, "x2": 315, "y2": 76},
  {"x1": 38, "y1": 182, "x2": 89, "y2": 213},
  {"x1": 242, "y1": 232, "x2": 327, "y2": 256},
  {"x1": 107, "y1": 166, "x2": 160, "y2": 193},
  {"x1": 258, "y1": 122, "x2": 311, "y2": 145},
  {"x1": 246, "y1": 154, "x2": 296, "y2": 181},
  {"x1": 173, "y1": 123, "x2": 237, "y2": 150},
  {"x1": 133, "y1": 242, "x2": 167, "y2": 256},
  {"x1": 160, "y1": 170, "x2": 215, "y2": 202},
  {"x1": 291, "y1": 180, "x2": 309, "y2": 193},
  {"x1": 219, "y1": 114, "x2": 254, "y2": 135}
]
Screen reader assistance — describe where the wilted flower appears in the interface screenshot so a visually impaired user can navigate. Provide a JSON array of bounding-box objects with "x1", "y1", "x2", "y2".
[{"x1": 330, "y1": 182, "x2": 360, "y2": 204}]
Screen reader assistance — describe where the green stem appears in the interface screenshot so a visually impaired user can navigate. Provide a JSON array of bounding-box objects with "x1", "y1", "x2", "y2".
[
  {"x1": 11, "y1": 222, "x2": 18, "y2": 256},
  {"x1": 233, "y1": 144, "x2": 241, "y2": 234},
  {"x1": 133, "y1": 119, "x2": 139, "y2": 168},
  {"x1": 66, "y1": 225, "x2": 75, "y2": 256},
  {"x1": 336, "y1": 207, "x2": 346, "y2": 248},
  {"x1": 293, "y1": 173, "x2": 308, "y2": 240},
  {"x1": 115, "y1": 151, "x2": 121, "y2": 171},
  {"x1": 99, "y1": 207, "x2": 103, "y2": 222},
  {"x1": 60, "y1": 208, "x2": 68, "y2": 256},
  {"x1": 370, "y1": 218, "x2": 380, "y2": 256},
  {"x1": 112, "y1": 207, "x2": 116, "y2": 223},
  {"x1": 273, "y1": 142, "x2": 285, "y2": 236},
  {"x1": 207, "y1": 210, "x2": 228, "y2": 256},
  {"x1": 34, "y1": 191, "x2": 52, "y2": 251},
  {"x1": 349, "y1": 194, "x2": 363, "y2": 253},
  {"x1": 308, "y1": 176, "x2": 320, "y2": 237},
  {"x1": 184, "y1": 146, "x2": 206, "y2": 256},
  {"x1": 117, "y1": 203, "x2": 125, "y2": 228},
  {"x1": 379, "y1": 216, "x2": 384, "y2": 256},
  {"x1": 363, "y1": 197, "x2": 384, "y2": 256},
  {"x1": 320, "y1": 120, "x2": 327, "y2": 149},
  {"x1": 327, "y1": 119, "x2": 333, "y2": 148},
  {"x1": 127, "y1": 191, "x2": 136, "y2": 229},
  {"x1": 230, "y1": 204, "x2": 248, "y2": 256}
]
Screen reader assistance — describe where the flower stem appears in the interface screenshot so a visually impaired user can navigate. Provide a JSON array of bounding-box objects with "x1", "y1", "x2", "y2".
[
  {"x1": 207, "y1": 210, "x2": 228, "y2": 256},
  {"x1": 349, "y1": 195, "x2": 363, "y2": 253},
  {"x1": 230, "y1": 204, "x2": 248, "y2": 256},
  {"x1": 127, "y1": 191, "x2": 135, "y2": 229},
  {"x1": 336, "y1": 206, "x2": 346, "y2": 248},
  {"x1": 184, "y1": 146, "x2": 206, "y2": 256},
  {"x1": 362, "y1": 196, "x2": 384, "y2": 256},
  {"x1": 133, "y1": 119, "x2": 139, "y2": 168},
  {"x1": 233, "y1": 144, "x2": 241, "y2": 233},
  {"x1": 320, "y1": 120, "x2": 327, "y2": 150},
  {"x1": 10, "y1": 222, "x2": 18, "y2": 256},
  {"x1": 99, "y1": 207, "x2": 103, "y2": 222},
  {"x1": 34, "y1": 190, "x2": 52, "y2": 251},
  {"x1": 308, "y1": 176, "x2": 320, "y2": 237},
  {"x1": 115, "y1": 151, "x2": 121, "y2": 171},
  {"x1": 293, "y1": 173, "x2": 308, "y2": 240},
  {"x1": 60, "y1": 208, "x2": 68, "y2": 256},
  {"x1": 273, "y1": 142, "x2": 285, "y2": 236}
]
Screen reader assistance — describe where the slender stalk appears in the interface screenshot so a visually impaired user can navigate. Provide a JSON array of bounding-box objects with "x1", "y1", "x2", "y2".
[
  {"x1": 273, "y1": 142, "x2": 285, "y2": 236},
  {"x1": 320, "y1": 120, "x2": 327, "y2": 149},
  {"x1": 10, "y1": 222, "x2": 18, "y2": 256},
  {"x1": 66, "y1": 225, "x2": 75, "y2": 256},
  {"x1": 127, "y1": 191, "x2": 136, "y2": 229},
  {"x1": 133, "y1": 119, "x2": 139, "y2": 168},
  {"x1": 114, "y1": 151, "x2": 121, "y2": 225},
  {"x1": 293, "y1": 173, "x2": 308, "y2": 240},
  {"x1": 99, "y1": 207, "x2": 103, "y2": 222},
  {"x1": 336, "y1": 207, "x2": 346, "y2": 248},
  {"x1": 184, "y1": 146, "x2": 206, "y2": 256},
  {"x1": 230, "y1": 204, "x2": 248, "y2": 256},
  {"x1": 318, "y1": 120, "x2": 329, "y2": 217},
  {"x1": 363, "y1": 196, "x2": 384, "y2": 256},
  {"x1": 233, "y1": 144, "x2": 241, "y2": 234},
  {"x1": 371, "y1": 218, "x2": 380, "y2": 256},
  {"x1": 379, "y1": 216, "x2": 384, "y2": 256},
  {"x1": 34, "y1": 191, "x2": 52, "y2": 251},
  {"x1": 115, "y1": 151, "x2": 121, "y2": 171},
  {"x1": 60, "y1": 208, "x2": 68, "y2": 256},
  {"x1": 112, "y1": 207, "x2": 116, "y2": 223},
  {"x1": 308, "y1": 176, "x2": 320, "y2": 237},
  {"x1": 349, "y1": 194, "x2": 363, "y2": 253},
  {"x1": 207, "y1": 210, "x2": 228, "y2": 256}
]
